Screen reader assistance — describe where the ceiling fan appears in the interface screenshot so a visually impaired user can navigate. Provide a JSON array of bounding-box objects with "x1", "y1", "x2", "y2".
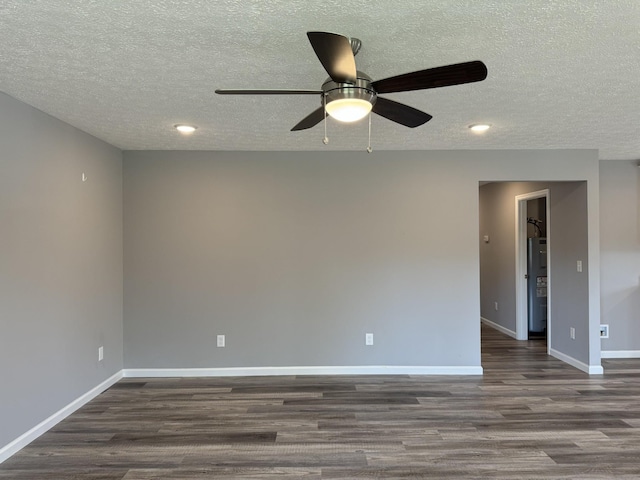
[{"x1": 215, "y1": 31, "x2": 487, "y2": 131}]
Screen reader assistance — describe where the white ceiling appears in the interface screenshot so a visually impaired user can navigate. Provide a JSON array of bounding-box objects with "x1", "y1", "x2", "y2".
[{"x1": 1, "y1": 1, "x2": 639, "y2": 159}]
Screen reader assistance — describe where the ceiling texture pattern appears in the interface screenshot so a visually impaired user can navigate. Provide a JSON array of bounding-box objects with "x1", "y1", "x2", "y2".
[{"x1": 0, "y1": 1, "x2": 638, "y2": 158}]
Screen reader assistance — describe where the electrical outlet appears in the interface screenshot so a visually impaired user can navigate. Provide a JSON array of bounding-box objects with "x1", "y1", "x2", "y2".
[
  {"x1": 600, "y1": 324, "x2": 609, "y2": 339},
  {"x1": 570, "y1": 327, "x2": 576, "y2": 340},
  {"x1": 98, "y1": 346, "x2": 104, "y2": 361},
  {"x1": 494, "y1": 302, "x2": 499, "y2": 311},
  {"x1": 576, "y1": 260, "x2": 582, "y2": 273},
  {"x1": 365, "y1": 333, "x2": 374, "y2": 346},
  {"x1": 217, "y1": 335, "x2": 225, "y2": 347}
]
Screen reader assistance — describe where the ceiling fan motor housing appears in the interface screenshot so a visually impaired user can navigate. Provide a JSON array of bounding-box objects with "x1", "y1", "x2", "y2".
[{"x1": 322, "y1": 71, "x2": 377, "y2": 107}]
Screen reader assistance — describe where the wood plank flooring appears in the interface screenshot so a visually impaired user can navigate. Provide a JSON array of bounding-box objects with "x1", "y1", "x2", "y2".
[{"x1": 3, "y1": 325, "x2": 640, "y2": 479}]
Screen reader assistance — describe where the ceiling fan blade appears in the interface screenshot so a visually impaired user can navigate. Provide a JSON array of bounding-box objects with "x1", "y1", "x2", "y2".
[
  {"x1": 372, "y1": 97, "x2": 432, "y2": 128},
  {"x1": 371, "y1": 60, "x2": 487, "y2": 94},
  {"x1": 307, "y1": 31, "x2": 357, "y2": 84},
  {"x1": 291, "y1": 107, "x2": 327, "y2": 131},
  {"x1": 215, "y1": 89, "x2": 322, "y2": 95}
]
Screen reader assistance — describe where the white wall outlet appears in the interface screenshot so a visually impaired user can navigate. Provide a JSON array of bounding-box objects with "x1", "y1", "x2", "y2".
[
  {"x1": 600, "y1": 324, "x2": 609, "y2": 339},
  {"x1": 217, "y1": 334, "x2": 225, "y2": 347},
  {"x1": 494, "y1": 302, "x2": 499, "y2": 311},
  {"x1": 98, "y1": 346, "x2": 104, "y2": 361},
  {"x1": 570, "y1": 327, "x2": 576, "y2": 340},
  {"x1": 365, "y1": 333, "x2": 374, "y2": 346},
  {"x1": 483, "y1": 235, "x2": 490, "y2": 243},
  {"x1": 576, "y1": 260, "x2": 582, "y2": 272}
]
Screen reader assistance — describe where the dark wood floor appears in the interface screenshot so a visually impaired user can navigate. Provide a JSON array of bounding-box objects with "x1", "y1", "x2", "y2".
[{"x1": 3, "y1": 325, "x2": 640, "y2": 479}]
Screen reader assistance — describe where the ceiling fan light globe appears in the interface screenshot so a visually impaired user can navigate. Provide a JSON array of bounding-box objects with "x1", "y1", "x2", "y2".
[{"x1": 325, "y1": 98, "x2": 372, "y2": 122}]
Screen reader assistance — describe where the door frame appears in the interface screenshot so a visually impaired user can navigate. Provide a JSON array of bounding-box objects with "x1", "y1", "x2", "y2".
[{"x1": 515, "y1": 189, "x2": 550, "y2": 351}]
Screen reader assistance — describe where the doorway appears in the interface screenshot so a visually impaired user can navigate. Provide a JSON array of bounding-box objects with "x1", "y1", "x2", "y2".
[{"x1": 515, "y1": 190, "x2": 550, "y2": 351}]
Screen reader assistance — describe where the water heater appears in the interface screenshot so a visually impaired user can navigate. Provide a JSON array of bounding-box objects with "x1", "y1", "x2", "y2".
[{"x1": 527, "y1": 237, "x2": 547, "y2": 334}]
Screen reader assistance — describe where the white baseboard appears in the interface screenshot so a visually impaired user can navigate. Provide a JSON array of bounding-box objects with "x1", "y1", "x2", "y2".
[
  {"x1": 0, "y1": 371, "x2": 123, "y2": 464},
  {"x1": 124, "y1": 365, "x2": 483, "y2": 378},
  {"x1": 549, "y1": 348, "x2": 603, "y2": 375},
  {"x1": 601, "y1": 350, "x2": 640, "y2": 359},
  {"x1": 1, "y1": 363, "x2": 483, "y2": 464},
  {"x1": 481, "y1": 317, "x2": 517, "y2": 339}
]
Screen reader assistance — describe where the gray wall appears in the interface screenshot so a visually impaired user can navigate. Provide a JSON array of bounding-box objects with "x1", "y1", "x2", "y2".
[
  {"x1": 600, "y1": 160, "x2": 640, "y2": 352},
  {"x1": 123, "y1": 152, "x2": 482, "y2": 368},
  {"x1": 124, "y1": 150, "x2": 600, "y2": 370},
  {"x1": 0, "y1": 93, "x2": 123, "y2": 448},
  {"x1": 479, "y1": 181, "x2": 591, "y2": 364},
  {"x1": 550, "y1": 182, "x2": 590, "y2": 360}
]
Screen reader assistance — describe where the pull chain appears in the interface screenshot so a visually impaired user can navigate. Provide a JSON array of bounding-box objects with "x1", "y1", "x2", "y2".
[
  {"x1": 366, "y1": 112, "x2": 373, "y2": 153},
  {"x1": 322, "y1": 93, "x2": 329, "y2": 145}
]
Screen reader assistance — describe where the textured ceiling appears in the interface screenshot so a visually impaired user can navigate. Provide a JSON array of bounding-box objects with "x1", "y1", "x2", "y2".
[{"x1": 0, "y1": 1, "x2": 639, "y2": 159}]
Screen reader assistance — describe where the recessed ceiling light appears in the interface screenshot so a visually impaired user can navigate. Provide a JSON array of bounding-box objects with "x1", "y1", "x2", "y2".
[
  {"x1": 175, "y1": 124, "x2": 197, "y2": 134},
  {"x1": 469, "y1": 124, "x2": 491, "y2": 133}
]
